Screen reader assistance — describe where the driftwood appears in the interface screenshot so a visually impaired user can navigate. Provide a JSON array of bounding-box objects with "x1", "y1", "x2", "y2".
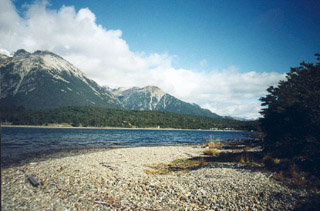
[{"x1": 99, "y1": 162, "x2": 115, "y2": 170}]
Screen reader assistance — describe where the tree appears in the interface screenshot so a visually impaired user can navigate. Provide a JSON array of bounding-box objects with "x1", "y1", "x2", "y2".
[{"x1": 259, "y1": 54, "x2": 320, "y2": 168}]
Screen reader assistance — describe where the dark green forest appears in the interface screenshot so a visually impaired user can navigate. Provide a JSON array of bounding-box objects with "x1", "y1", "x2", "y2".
[{"x1": 0, "y1": 106, "x2": 258, "y2": 131}]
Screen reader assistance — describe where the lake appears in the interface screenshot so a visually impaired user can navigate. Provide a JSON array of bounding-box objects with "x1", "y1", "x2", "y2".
[{"x1": 1, "y1": 126, "x2": 254, "y2": 166}]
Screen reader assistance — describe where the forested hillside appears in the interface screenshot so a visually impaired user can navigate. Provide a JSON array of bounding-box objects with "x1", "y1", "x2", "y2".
[{"x1": 1, "y1": 106, "x2": 258, "y2": 130}]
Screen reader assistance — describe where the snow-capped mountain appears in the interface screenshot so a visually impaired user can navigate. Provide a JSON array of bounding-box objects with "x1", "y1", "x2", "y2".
[
  {"x1": 110, "y1": 86, "x2": 221, "y2": 118},
  {"x1": 0, "y1": 49, "x2": 122, "y2": 109}
]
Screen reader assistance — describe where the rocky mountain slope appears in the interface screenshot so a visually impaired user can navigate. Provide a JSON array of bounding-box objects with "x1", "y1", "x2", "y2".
[
  {"x1": 110, "y1": 86, "x2": 221, "y2": 118},
  {"x1": 0, "y1": 49, "x2": 123, "y2": 109}
]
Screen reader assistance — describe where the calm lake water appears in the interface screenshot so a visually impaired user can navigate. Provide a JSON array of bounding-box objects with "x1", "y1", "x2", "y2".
[{"x1": 1, "y1": 127, "x2": 254, "y2": 166}]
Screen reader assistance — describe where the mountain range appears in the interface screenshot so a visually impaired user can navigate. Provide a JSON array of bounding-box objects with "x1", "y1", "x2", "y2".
[{"x1": 0, "y1": 49, "x2": 221, "y2": 118}]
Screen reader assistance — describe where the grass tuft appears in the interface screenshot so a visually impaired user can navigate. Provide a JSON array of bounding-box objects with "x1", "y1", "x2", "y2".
[
  {"x1": 203, "y1": 148, "x2": 219, "y2": 156},
  {"x1": 204, "y1": 135, "x2": 221, "y2": 156}
]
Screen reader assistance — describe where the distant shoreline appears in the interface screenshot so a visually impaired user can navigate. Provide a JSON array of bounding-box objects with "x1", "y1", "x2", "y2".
[{"x1": 1, "y1": 124, "x2": 246, "y2": 132}]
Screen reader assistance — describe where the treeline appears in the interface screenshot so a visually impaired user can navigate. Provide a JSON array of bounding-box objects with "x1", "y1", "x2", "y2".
[{"x1": 0, "y1": 106, "x2": 259, "y2": 131}]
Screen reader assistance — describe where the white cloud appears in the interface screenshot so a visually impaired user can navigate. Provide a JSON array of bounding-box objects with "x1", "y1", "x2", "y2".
[{"x1": 0, "y1": 0, "x2": 285, "y2": 119}]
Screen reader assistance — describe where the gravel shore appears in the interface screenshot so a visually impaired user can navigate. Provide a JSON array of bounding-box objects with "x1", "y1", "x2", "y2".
[{"x1": 1, "y1": 146, "x2": 310, "y2": 210}]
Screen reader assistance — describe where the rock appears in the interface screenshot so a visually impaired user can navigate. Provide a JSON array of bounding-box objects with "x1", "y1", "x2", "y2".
[{"x1": 27, "y1": 176, "x2": 40, "y2": 187}]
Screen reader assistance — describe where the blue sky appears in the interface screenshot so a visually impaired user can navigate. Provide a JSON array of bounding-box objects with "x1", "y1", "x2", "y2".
[
  {"x1": 1, "y1": 0, "x2": 319, "y2": 118},
  {"x1": 14, "y1": 0, "x2": 320, "y2": 73}
]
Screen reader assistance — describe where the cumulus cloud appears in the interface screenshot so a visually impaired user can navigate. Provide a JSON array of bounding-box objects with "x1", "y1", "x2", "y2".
[{"x1": 0, "y1": 0, "x2": 285, "y2": 119}]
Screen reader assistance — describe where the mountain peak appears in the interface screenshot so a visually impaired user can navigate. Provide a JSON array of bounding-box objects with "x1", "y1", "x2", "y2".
[
  {"x1": 32, "y1": 50, "x2": 63, "y2": 59},
  {"x1": 13, "y1": 49, "x2": 31, "y2": 57},
  {"x1": 145, "y1": 85, "x2": 161, "y2": 90},
  {"x1": 144, "y1": 85, "x2": 165, "y2": 95},
  {"x1": 13, "y1": 49, "x2": 63, "y2": 60},
  {"x1": 9, "y1": 49, "x2": 86, "y2": 79}
]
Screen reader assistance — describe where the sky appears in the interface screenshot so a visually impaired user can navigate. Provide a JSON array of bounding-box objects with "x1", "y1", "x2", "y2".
[{"x1": 1, "y1": 0, "x2": 319, "y2": 119}]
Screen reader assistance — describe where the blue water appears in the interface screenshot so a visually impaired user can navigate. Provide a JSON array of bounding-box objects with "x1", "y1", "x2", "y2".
[{"x1": 1, "y1": 127, "x2": 253, "y2": 166}]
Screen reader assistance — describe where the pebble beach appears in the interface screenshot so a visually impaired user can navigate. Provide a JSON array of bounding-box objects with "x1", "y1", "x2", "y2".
[{"x1": 1, "y1": 146, "x2": 310, "y2": 210}]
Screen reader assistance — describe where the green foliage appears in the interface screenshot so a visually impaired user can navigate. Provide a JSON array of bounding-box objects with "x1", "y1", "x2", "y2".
[
  {"x1": 259, "y1": 54, "x2": 320, "y2": 174},
  {"x1": 0, "y1": 106, "x2": 258, "y2": 130}
]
